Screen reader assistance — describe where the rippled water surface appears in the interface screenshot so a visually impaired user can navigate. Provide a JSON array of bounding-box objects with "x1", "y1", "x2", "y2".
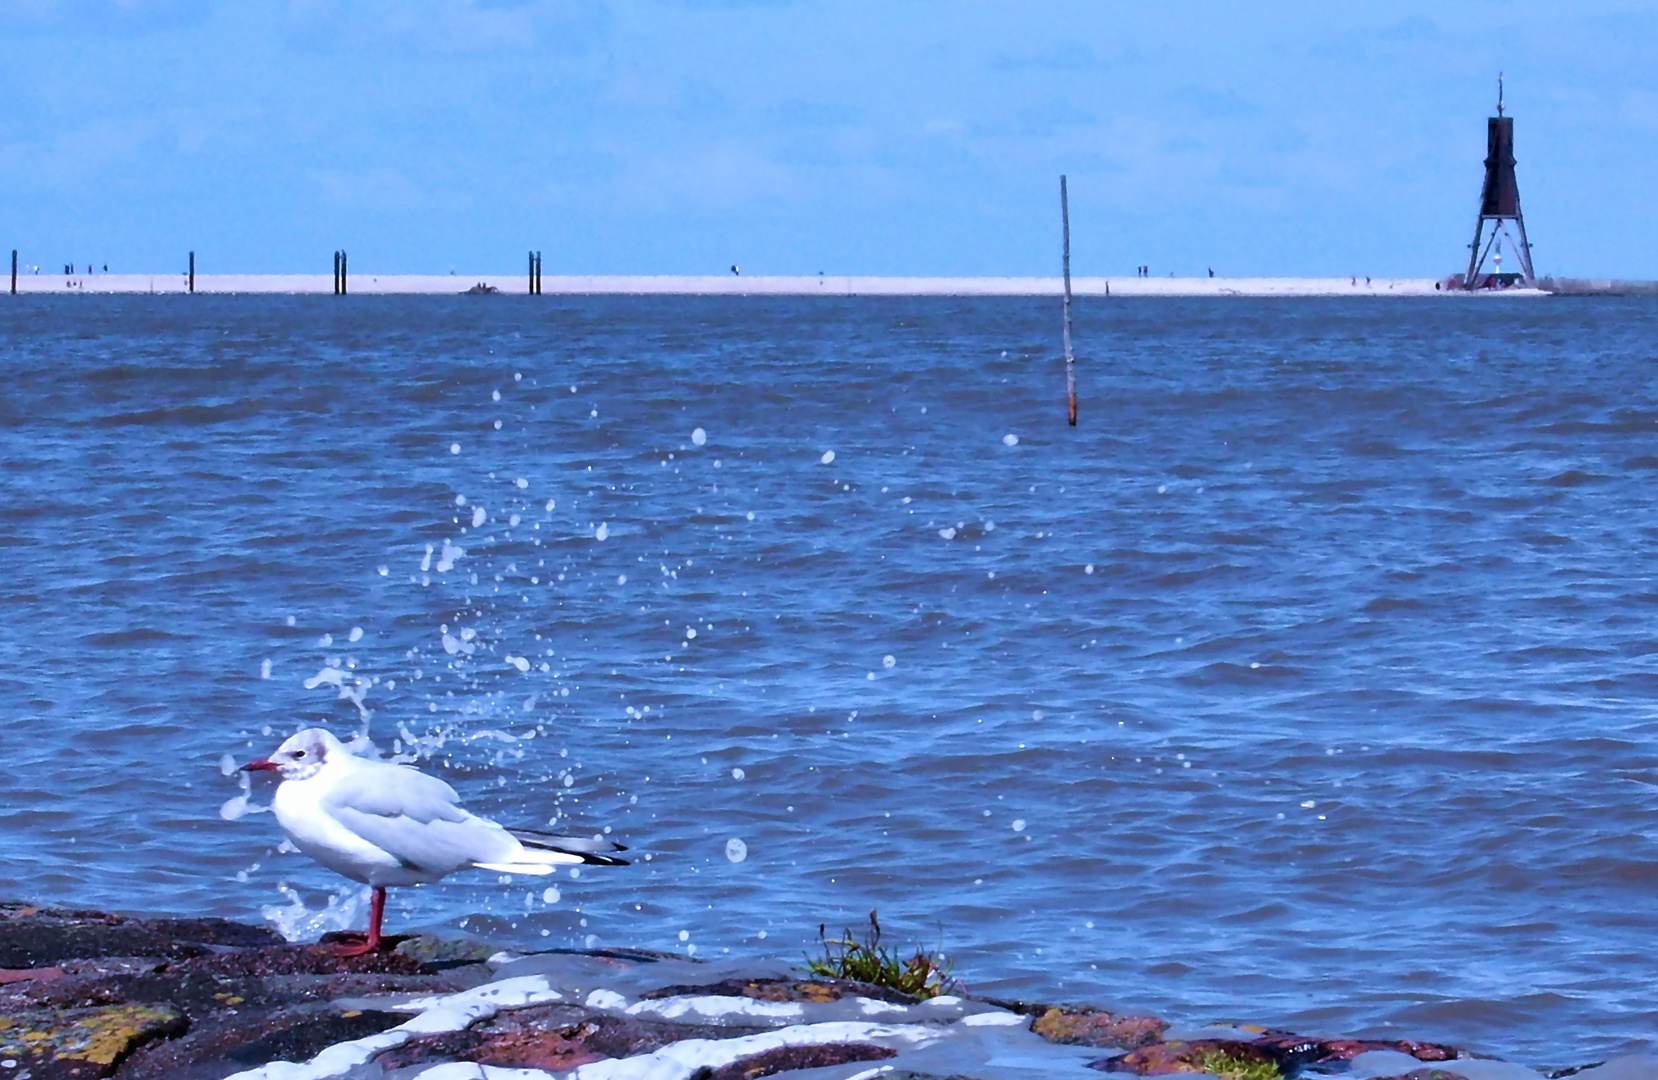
[{"x1": 3, "y1": 295, "x2": 1657, "y2": 1067}]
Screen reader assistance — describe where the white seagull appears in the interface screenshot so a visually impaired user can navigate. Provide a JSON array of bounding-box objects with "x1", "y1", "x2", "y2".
[{"x1": 241, "y1": 727, "x2": 626, "y2": 956}]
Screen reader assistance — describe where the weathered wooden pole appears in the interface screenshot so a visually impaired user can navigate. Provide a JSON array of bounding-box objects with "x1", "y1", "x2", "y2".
[
  {"x1": 10, "y1": 250, "x2": 15, "y2": 295},
  {"x1": 188, "y1": 251, "x2": 195, "y2": 293},
  {"x1": 341, "y1": 250, "x2": 348, "y2": 295},
  {"x1": 535, "y1": 251, "x2": 542, "y2": 294},
  {"x1": 1061, "y1": 175, "x2": 1077, "y2": 426},
  {"x1": 333, "y1": 251, "x2": 340, "y2": 295},
  {"x1": 528, "y1": 250, "x2": 536, "y2": 294}
]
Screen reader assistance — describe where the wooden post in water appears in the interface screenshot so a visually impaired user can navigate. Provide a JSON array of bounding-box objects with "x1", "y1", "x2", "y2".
[
  {"x1": 333, "y1": 251, "x2": 341, "y2": 295},
  {"x1": 340, "y1": 250, "x2": 348, "y2": 295},
  {"x1": 1060, "y1": 175, "x2": 1077, "y2": 426},
  {"x1": 10, "y1": 250, "x2": 15, "y2": 295},
  {"x1": 188, "y1": 251, "x2": 195, "y2": 293},
  {"x1": 535, "y1": 251, "x2": 542, "y2": 294}
]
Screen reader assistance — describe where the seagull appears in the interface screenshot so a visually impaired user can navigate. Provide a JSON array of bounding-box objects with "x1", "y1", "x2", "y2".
[{"x1": 241, "y1": 727, "x2": 626, "y2": 956}]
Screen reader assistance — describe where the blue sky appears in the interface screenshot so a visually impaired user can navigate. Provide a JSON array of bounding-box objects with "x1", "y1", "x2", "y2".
[{"x1": 3, "y1": 1, "x2": 1655, "y2": 277}]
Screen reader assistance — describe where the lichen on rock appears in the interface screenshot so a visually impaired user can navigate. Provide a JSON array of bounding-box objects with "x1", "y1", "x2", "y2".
[{"x1": 0, "y1": 1003, "x2": 186, "y2": 1077}]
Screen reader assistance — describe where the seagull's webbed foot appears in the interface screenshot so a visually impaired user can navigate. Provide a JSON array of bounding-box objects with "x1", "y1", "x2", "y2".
[
  {"x1": 333, "y1": 885, "x2": 389, "y2": 958},
  {"x1": 332, "y1": 934, "x2": 384, "y2": 958}
]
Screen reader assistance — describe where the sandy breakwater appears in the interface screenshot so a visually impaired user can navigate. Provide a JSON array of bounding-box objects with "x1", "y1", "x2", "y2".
[{"x1": 6, "y1": 273, "x2": 1544, "y2": 297}]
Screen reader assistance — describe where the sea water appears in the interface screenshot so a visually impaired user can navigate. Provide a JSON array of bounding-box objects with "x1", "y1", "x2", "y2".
[{"x1": 1, "y1": 294, "x2": 1655, "y2": 1068}]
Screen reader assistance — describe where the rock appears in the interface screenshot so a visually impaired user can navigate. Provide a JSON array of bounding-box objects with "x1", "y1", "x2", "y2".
[
  {"x1": 0, "y1": 900, "x2": 495, "y2": 1079},
  {"x1": 0, "y1": 900, "x2": 1562, "y2": 1080},
  {"x1": 1254, "y1": 1032, "x2": 1462, "y2": 1068},
  {"x1": 1093, "y1": 1031, "x2": 1471, "y2": 1076},
  {"x1": 0, "y1": 905, "x2": 211, "y2": 969},
  {"x1": 1028, "y1": 1005, "x2": 1169, "y2": 1050},
  {"x1": 687, "y1": 1041, "x2": 895, "y2": 1079},
  {"x1": 117, "y1": 1006, "x2": 408, "y2": 1080},
  {"x1": 391, "y1": 934, "x2": 498, "y2": 969},
  {"x1": 377, "y1": 1003, "x2": 767, "y2": 1072},
  {"x1": 1562, "y1": 1059, "x2": 1658, "y2": 1080},
  {"x1": 1091, "y1": 1038, "x2": 1282, "y2": 1076},
  {"x1": 0, "y1": 1004, "x2": 186, "y2": 1079},
  {"x1": 136, "y1": 918, "x2": 284, "y2": 950},
  {"x1": 641, "y1": 976, "x2": 918, "y2": 1006}
]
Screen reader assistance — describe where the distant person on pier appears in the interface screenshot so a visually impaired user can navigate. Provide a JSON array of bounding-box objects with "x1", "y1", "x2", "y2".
[
  {"x1": 1208, "y1": 268, "x2": 1214, "y2": 278},
  {"x1": 730, "y1": 265, "x2": 740, "y2": 276}
]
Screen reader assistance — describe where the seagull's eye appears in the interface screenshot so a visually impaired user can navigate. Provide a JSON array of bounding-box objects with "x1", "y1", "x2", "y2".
[{"x1": 292, "y1": 750, "x2": 306, "y2": 758}]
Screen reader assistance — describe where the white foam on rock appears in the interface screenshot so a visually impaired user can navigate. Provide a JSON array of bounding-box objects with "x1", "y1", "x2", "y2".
[
  {"x1": 223, "y1": 977, "x2": 567, "y2": 1080},
  {"x1": 961, "y1": 1009, "x2": 1028, "y2": 1026},
  {"x1": 625, "y1": 994, "x2": 805, "y2": 1022},
  {"x1": 571, "y1": 1021, "x2": 944, "y2": 1080}
]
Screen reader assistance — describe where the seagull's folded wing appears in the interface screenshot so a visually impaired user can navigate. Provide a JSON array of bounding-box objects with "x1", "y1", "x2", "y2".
[{"x1": 322, "y1": 764, "x2": 522, "y2": 874}]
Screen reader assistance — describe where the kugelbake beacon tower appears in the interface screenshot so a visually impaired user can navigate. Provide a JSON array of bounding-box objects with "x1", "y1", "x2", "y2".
[{"x1": 1463, "y1": 75, "x2": 1536, "y2": 288}]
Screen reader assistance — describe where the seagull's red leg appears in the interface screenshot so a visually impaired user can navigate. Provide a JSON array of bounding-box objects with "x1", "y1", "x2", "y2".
[{"x1": 335, "y1": 886, "x2": 387, "y2": 958}]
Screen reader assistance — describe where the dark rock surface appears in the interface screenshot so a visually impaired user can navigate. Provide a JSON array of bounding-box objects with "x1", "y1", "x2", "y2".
[
  {"x1": 0, "y1": 903, "x2": 489, "y2": 1079},
  {"x1": 0, "y1": 901, "x2": 1634, "y2": 1080},
  {"x1": 687, "y1": 1041, "x2": 895, "y2": 1079},
  {"x1": 377, "y1": 1004, "x2": 765, "y2": 1071},
  {"x1": 641, "y1": 975, "x2": 920, "y2": 1006}
]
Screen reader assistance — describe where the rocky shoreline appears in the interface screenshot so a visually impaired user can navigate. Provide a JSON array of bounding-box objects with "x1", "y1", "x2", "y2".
[{"x1": 0, "y1": 902, "x2": 1648, "y2": 1080}]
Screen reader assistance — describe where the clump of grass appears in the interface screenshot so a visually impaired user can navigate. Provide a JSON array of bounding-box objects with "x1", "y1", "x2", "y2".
[
  {"x1": 1195, "y1": 1048, "x2": 1280, "y2": 1080},
  {"x1": 805, "y1": 909, "x2": 957, "y2": 999}
]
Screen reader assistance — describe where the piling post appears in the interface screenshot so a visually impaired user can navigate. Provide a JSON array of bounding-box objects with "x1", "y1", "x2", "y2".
[
  {"x1": 188, "y1": 251, "x2": 195, "y2": 293},
  {"x1": 535, "y1": 251, "x2": 542, "y2": 294},
  {"x1": 341, "y1": 250, "x2": 348, "y2": 295},
  {"x1": 332, "y1": 251, "x2": 340, "y2": 295},
  {"x1": 1060, "y1": 175, "x2": 1077, "y2": 427},
  {"x1": 528, "y1": 250, "x2": 535, "y2": 294},
  {"x1": 10, "y1": 250, "x2": 15, "y2": 295}
]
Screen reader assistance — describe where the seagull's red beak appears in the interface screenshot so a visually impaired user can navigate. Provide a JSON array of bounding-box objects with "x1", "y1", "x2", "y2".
[{"x1": 240, "y1": 758, "x2": 279, "y2": 773}]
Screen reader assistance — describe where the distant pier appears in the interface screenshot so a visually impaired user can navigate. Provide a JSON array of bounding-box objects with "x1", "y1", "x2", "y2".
[{"x1": 0, "y1": 274, "x2": 1554, "y2": 297}]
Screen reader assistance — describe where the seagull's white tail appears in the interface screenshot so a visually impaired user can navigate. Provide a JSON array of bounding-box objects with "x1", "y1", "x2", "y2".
[{"x1": 473, "y1": 847, "x2": 585, "y2": 875}]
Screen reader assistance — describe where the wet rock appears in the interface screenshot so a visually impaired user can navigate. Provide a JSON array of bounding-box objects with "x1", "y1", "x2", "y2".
[
  {"x1": 1253, "y1": 1031, "x2": 1462, "y2": 1068},
  {"x1": 687, "y1": 1041, "x2": 895, "y2": 1079},
  {"x1": 1028, "y1": 1005, "x2": 1169, "y2": 1050},
  {"x1": 641, "y1": 976, "x2": 917, "y2": 1006},
  {"x1": 0, "y1": 904, "x2": 212, "y2": 969},
  {"x1": 117, "y1": 1006, "x2": 408, "y2": 1080},
  {"x1": 1563, "y1": 1059, "x2": 1658, "y2": 1079},
  {"x1": 0, "y1": 900, "x2": 497, "y2": 1079},
  {"x1": 377, "y1": 1003, "x2": 766, "y2": 1072},
  {"x1": 0, "y1": 1004, "x2": 186, "y2": 1079},
  {"x1": 1091, "y1": 1038, "x2": 1282, "y2": 1076},
  {"x1": 390, "y1": 933, "x2": 498, "y2": 970},
  {"x1": 0, "y1": 901, "x2": 1547, "y2": 1080},
  {"x1": 1093, "y1": 1031, "x2": 1470, "y2": 1077},
  {"x1": 135, "y1": 918, "x2": 284, "y2": 950}
]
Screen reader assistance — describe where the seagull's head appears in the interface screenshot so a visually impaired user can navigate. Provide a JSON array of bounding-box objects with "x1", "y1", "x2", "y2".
[{"x1": 241, "y1": 728, "x2": 345, "y2": 781}]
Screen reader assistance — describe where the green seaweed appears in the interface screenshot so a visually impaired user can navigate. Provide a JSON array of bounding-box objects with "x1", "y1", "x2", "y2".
[
  {"x1": 1195, "y1": 1047, "x2": 1281, "y2": 1080},
  {"x1": 805, "y1": 910, "x2": 956, "y2": 1000}
]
